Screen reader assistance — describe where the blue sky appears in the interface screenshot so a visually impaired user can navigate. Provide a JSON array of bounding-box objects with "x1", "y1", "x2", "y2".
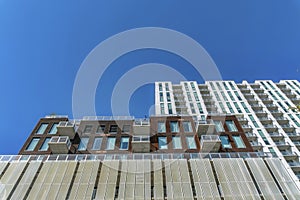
[{"x1": 0, "y1": 0, "x2": 300, "y2": 154}]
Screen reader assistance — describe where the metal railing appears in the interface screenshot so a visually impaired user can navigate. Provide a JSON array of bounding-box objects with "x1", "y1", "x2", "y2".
[
  {"x1": 0, "y1": 152, "x2": 275, "y2": 162},
  {"x1": 82, "y1": 116, "x2": 134, "y2": 121}
]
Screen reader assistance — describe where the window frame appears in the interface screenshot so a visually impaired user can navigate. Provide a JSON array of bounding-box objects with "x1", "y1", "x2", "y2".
[
  {"x1": 36, "y1": 123, "x2": 48, "y2": 134},
  {"x1": 78, "y1": 137, "x2": 89, "y2": 151},
  {"x1": 26, "y1": 138, "x2": 40, "y2": 151}
]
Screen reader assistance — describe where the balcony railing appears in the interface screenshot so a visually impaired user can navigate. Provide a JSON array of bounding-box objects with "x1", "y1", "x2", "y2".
[
  {"x1": 0, "y1": 152, "x2": 276, "y2": 162},
  {"x1": 83, "y1": 116, "x2": 134, "y2": 121}
]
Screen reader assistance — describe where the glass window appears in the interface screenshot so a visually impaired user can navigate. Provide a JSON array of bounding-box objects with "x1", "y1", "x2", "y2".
[
  {"x1": 170, "y1": 121, "x2": 179, "y2": 132},
  {"x1": 166, "y1": 92, "x2": 171, "y2": 102},
  {"x1": 92, "y1": 138, "x2": 102, "y2": 150},
  {"x1": 48, "y1": 123, "x2": 58, "y2": 134},
  {"x1": 233, "y1": 135, "x2": 246, "y2": 148},
  {"x1": 226, "y1": 120, "x2": 238, "y2": 132},
  {"x1": 214, "y1": 120, "x2": 224, "y2": 132},
  {"x1": 172, "y1": 137, "x2": 182, "y2": 149},
  {"x1": 165, "y1": 83, "x2": 169, "y2": 91},
  {"x1": 26, "y1": 138, "x2": 40, "y2": 151},
  {"x1": 186, "y1": 136, "x2": 197, "y2": 149},
  {"x1": 190, "y1": 103, "x2": 196, "y2": 114},
  {"x1": 158, "y1": 137, "x2": 167, "y2": 149},
  {"x1": 83, "y1": 125, "x2": 93, "y2": 133},
  {"x1": 183, "y1": 121, "x2": 192, "y2": 132},
  {"x1": 220, "y1": 136, "x2": 232, "y2": 148},
  {"x1": 106, "y1": 137, "x2": 116, "y2": 150},
  {"x1": 36, "y1": 123, "x2": 48, "y2": 134},
  {"x1": 39, "y1": 138, "x2": 51, "y2": 151},
  {"x1": 197, "y1": 103, "x2": 204, "y2": 114},
  {"x1": 78, "y1": 138, "x2": 89, "y2": 150},
  {"x1": 187, "y1": 92, "x2": 192, "y2": 101},
  {"x1": 159, "y1": 93, "x2": 164, "y2": 102},
  {"x1": 258, "y1": 130, "x2": 270, "y2": 145},
  {"x1": 96, "y1": 125, "x2": 105, "y2": 133},
  {"x1": 159, "y1": 83, "x2": 162, "y2": 91},
  {"x1": 193, "y1": 92, "x2": 199, "y2": 101},
  {"x1": 120, "y1": 137, "x2": 129, "y2": 150},
  {"x1": 109, "y1": 125, "x2": 118, "y2": 133},
  {"x1": 158, "y1": 122, "x2": 166, "y2": 133},
  {"x1": 168, "y1": 103, "x2": 172, "y2": 114},
  {"x1": 160, "y1": 103, "x2": 165, "y2": 114},
  {"x1": 122, "y1": 125, "x2": 131, "y2": 132}
]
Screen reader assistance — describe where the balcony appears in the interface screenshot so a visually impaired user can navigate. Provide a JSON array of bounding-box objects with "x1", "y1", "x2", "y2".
[
  {"x1": 281, "y1": 151, "x2": 297, "y2": 160},
  {"x1": 261, "y1": 98, "x2": 272, "y2": 103},
  {"x1": 240, "y1": 88, "x2": 250, "y2": 93},
  {"x1": 288, "y1": 161, "x2": 300, "y2": 170},
  {"x1": 285, "y1": 93, "x2": 296, "y2": 98},
  {"x1": 250, "y1": 141, "x2": 263, "y2": 151},
  {"x1": 197, "y1": 120, "x2": 215, "y2": 136},
  {"x1": 282, "y1": 125, "x2": 295, "y2": 132},
  {"x1": 200, "y1": 135, "x2": 221, "y2": 153},
  {"x1": 247, "y1": 98, "x2": 258, "y2": 102},
  {"x1": 287, "y1": 132, "x2": 300, "y2": 140},
  {"x1": 57, "y1": 121, "x2": 76, "y2": 139},
  {"x1": 245, "y1": 132, "x2": 257, "y2": 141},
  {"x1": 274, "y1": 141, "x2": 291, "y2": 150},
  {"x1": 257, "y1": 93, "x2": 268, "y2": 98},
  {"x1": 276, "y1": 117, "x2": 289, "y2": 123},
  {"x1": 264, "y1": 124, "x2": 278, "y2": 132},
  {"x1": 48, "y1": 136, "x2": 71, "y2": 154},
  {"x1": 237, "y1": 117, "x2": 248, "y2": 125},
  {"x1": 241, "y1": 124, "x2": 252, "y2": 132},
  {"x1": 259, "y1": 117, "x2": 272, "y2": 124},
  {"x1": 268, "y1": 132, "x2": 284, "y2": 140},
  {"x1": 252, "y1": 87, "x2": 264, "y2": 92},
  {"x1": 131, "y1": 136, "x2": 150, "y2": 153},
  {"x1": 133, "y1": 119, "x2": 150, "y2": 136},
  {"x1": 201, "y1": 94, "x2": 212, "y2": 98},
  {"x1": 265, "y1": 104, "x2": 278, "y2": 110}
]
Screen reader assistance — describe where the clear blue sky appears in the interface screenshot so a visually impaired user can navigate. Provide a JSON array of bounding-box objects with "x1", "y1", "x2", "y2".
[{"x1": 0, "y1": 0, "x2": 300, "y2": 154}]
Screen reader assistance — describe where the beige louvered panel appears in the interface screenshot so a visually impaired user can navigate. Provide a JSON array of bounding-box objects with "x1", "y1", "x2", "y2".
[
  {"x1": 117, "y1": 160, "x2": 128, "y2": 200},
  {"x1": 1, "y1": 162, "x2": 26, "y2": 187},
  {"x1": 47, "y1": 184, "x2": 61, "y2": 200},
  {"x1": 27, "y1": 162, "x2": 51, "y2": 200},
  {"x1": 135, "y1": 183, "x2": 145, "y2": 199},
  {"x1": 182, "y1": 183, "x2": 194, "y2": 199},
  {"x1": 213, "y1": 159, "x2": 238, "y2": 198},
  {"x1": 190, "y1": 159, "x2": 220, "y2": 200},
  {"x1": 118, "y1": 183, "x2": 126, "y2": 200},
  {"x1": 265, "y1": 158, "x2": 300, "y2": 200},
  {"x1": 153, "y1": 160, "x2": 164, "y2": 200},
  {"x1": 96, "y1": 183, "x2": 107, "y2": 199},
  {"x1": 76, "y1": 183, "x2": 88, "y2": 200},
  {"x1": 10, "y1": 161, "x2": 41, "y2": 200},
  {"x1": 96, "y1": 160, "x2": 119, "y2": 200},
  {"x1": 166, "y1": 182, "x2": 173, "y2": 199},
  {"x1": 144, "y1": 183, "x2": 151, "y2": 200},
  {"x1": 246, "y1": 158, "x2": 284, "y2": 200},
  {"x1": 68, "y1": 183, "x2": 79, "y2": 200},
  {"x1": 57, "y1": 161, "x2": 77, "y2": 199},
  {"x1": 144, "y1": 160, "x2": 151, "y2": 184},
  {"x1": 56, "y1": 184, "x2": 70, "y2": 200},
  {"x1": 0, "y1": 162, "x2": 8, "y2": 176},
  {"x1": 125, "y1": 183, "x2": 135, "y2": 199},
  {"x1": 86, "y1": 161, "x2": 100, "y2": 199},
  {"x1": 68, "y1": 161, "x2": 86, "y2": 199}
]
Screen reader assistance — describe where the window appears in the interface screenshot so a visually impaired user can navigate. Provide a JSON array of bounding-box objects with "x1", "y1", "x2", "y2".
[
  {"x1": 220, "y1": 136, "x2": 232, "y2": 148},
  {"x1": 193, "y1": 92, "x2": 199, "y2": 101},
  {"x1": 187, "y1": 92, "x2": 192, "y2": 101},
  {"x1": 159, "y1": 83, "x2": 162, "y2": 91},
  {"x1": 96, "y1": 125, "x2": 105, "y2": 133},
  {"x1": 109, "y1": 125, "x2": 118, "y2": 133},
  {"x1": 106, "y1": 137, "x2": 116, "y2": 150},
  {"x1": 48, "y1": 123, "x2": 58, "y2": 134},
  {"x1": 26, "y1": 138, "x2": 40, "y2": 151},
  {"x1": 78, "y1": 138, "x2": 89, "y2": 150},
  {"x1": 197, "y1": 103, "x2": 203, "y2": 114},
  {"x1": 258, "y1": 130, "x2": 270, "y2": 145},
  {"x1": 159, "y1": 93, "x2": 164, "y2": 102},
  {"x1": 233, "y1": 102, "x2": 242, "y2": 113},
  {"x1": 241, "y1": 102, "x2": 250, "y2": 113},
  {"x1": 234, "y1": 91, "x2": 242, "y2": 101},
  {"x1": 166, "y1": 92, "x2": 171, "y2": 102},
  {"x1": 165, "y1": 83, "x2": 169, "y2": 91},
  {"x1": 186, "y1": 136, "x2": 197, "y2": 149},
  {"x1": 36, "y1": 123, "x2": 48, "y2": 134},
  {"x1": 160, "y1": 103, "x2": 165, "y2": 114},
  {"x1": 39, "y1": 138, "x2": 51, "y2": 151},
  {"x1": 122, "y1": 125, "x2": 131, "y2": 133},
  {"x1": 158, "y1": 137, "x2": 167, "y2": 149},
  {"x1": 233, "y1": 136, "x2": 246, "y2": 148},
  {"x1": 92, "y1": 138, "x2": 102, "y2": 150},
  {"x1": 214, "y1": 120, "x2": 224, "y2": 132},
  {"x1": 170, "y1": 121, "x2": 179, "y2": 132},
  {"x1": 190, "y1": 82, "x2": 196, "y2": 91},
  {"x1": 183, "y1": 121, "x2": 192, "y2": 132},
  {"x1": 226, "y1": 102, "x2": 234, "y2": 113},
  {"x1": 190, "y1": 103, "x2": 196, "y2": 114},
  {"x1": 172, "y1": 137, "x2": 182, "y2": 149},
  {"x1": 226, "y1": 120, "x2": 238, "y2": 132},
  {"x1": 83, "y1": 125, "x2": 93, "y2": 133},
  {"x1": 120, "y1": 137, "x2": 129, "y2": 150},
  {"x1": 157, "y1": 122, "x2": 166, "y2": 133},
  {"x1": 168, "y1": 103, "x2": 172, "y2": 114}
]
